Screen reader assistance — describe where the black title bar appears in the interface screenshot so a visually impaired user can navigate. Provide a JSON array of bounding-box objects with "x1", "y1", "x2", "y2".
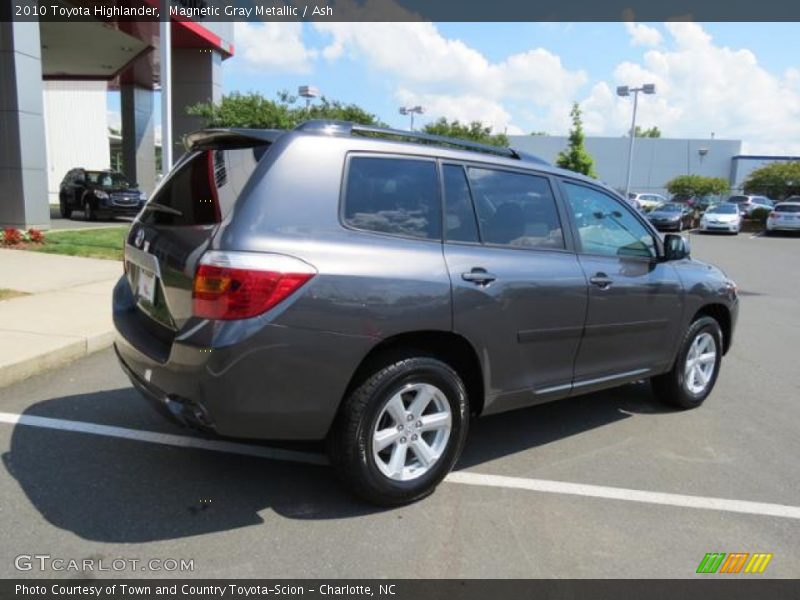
[
  {"x1": 4, "y1": 0, "x2": 800, "y2": 22},
  {"x1": 4, "y1": 580, "x2": 800, "y2": 600}
]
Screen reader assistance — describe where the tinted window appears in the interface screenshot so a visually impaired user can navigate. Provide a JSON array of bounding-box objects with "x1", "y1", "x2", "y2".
[
  {"x1": 443, "y1": 165, "x2": 479, "y2": 243},
  {"x1": 563, "y1": 183, "x2": 657, "y2": 259},
  {"x1": 344, "y1": 157, "x2": 440, "y2": 240},
  {"x1": 728, "y1": 196, "x2": 748, "y2": 203},
  {"x1": 775, "y1": 204, "x2": 800, "y2": 213},
  {"x1": 141, "y1": 146, "x2": 265, "y2": 226},
  {"x1": 467, "y1": 168, "x2": 564, "y2": 249}
]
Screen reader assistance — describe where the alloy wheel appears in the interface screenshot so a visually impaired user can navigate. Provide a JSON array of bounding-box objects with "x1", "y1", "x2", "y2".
[
  {"x1": 372, "y1": 383, "x2": 452, "y2": 482},
  {"x1": 684, "y1": 332, "x2": 717, "y2": 395}
]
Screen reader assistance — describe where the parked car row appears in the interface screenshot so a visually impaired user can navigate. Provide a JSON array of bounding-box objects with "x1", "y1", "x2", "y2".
[{"x1": 627, "y1": 189, "x2": 800, "y2": 236}]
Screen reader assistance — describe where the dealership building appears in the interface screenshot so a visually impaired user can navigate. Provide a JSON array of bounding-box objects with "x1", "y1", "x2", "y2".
[
  {"x1": 508, "y1": 135, "x2": 796, "y2": 198},
  {"x1": 2, "y1": 13, "x2": 799, "y2": 230},
  {"x1": 1, "y1": 13, "x2": 233, "y2": 229}
]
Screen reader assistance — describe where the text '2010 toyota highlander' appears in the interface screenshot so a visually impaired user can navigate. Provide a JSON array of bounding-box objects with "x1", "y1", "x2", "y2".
[{"x1": 113, "y1": 121, "x2": 739, "y2": 505}]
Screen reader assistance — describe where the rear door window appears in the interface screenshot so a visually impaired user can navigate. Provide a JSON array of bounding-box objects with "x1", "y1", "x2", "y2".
[
  {"x1": 343, "y1": 156, "x2": 441, "y2": 240},
  {"x1": 467, "y1": 167, "x2": 564, "y2": 249},
  {"x1": 140, "y1": 146, "x2": 266, "y2": 226},
  {"x1": 443, "y1": 164, "x2": 480, "y2": 243}
]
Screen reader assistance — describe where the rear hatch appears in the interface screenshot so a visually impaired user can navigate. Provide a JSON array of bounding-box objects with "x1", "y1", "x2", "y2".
[{"x1": 124, "y1": 130, "x2": 280, "y2": 342}]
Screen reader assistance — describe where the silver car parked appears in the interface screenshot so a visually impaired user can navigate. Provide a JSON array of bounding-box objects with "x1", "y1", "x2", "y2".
[{"x1": 699, "y1": 203, "x2": 742, "y2": 234}]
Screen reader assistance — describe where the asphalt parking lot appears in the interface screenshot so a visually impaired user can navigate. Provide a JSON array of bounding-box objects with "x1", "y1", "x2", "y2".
[{"x1": 0, "y1": 230, "x2": 798, "y2": 579}]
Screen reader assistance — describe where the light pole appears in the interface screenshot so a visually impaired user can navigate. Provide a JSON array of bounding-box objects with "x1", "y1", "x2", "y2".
[
  {"x1": 399, "y1": 106, "x2": 424, "y2": 131},
  {"x1": 298, "y1": 85, "x2": 320, "y2": 112},
  {"x1": 617, "y1": 83, "x2": 656, "y2": 199}
]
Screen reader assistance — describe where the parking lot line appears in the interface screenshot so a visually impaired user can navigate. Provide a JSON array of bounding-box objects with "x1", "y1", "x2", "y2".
[
  {"x1": 2, "y1": 411, "x2": 799, "y2": 520},
  {"x1": 0, "y1": 411, "x2": 328, "y2": 466},
  {"x1": 446, "y1": 472, "x2": 800, "y2": 520}
]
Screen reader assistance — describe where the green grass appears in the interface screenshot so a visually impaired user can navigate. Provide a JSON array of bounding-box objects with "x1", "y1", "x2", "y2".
[{"x1": 30, "y1": 227, "x2": 128, "y2": 261}]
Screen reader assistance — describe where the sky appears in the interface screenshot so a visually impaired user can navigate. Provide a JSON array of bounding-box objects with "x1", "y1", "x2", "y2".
[{"x1": 110, "y1": 22, "x2": 800, "y2": 154}]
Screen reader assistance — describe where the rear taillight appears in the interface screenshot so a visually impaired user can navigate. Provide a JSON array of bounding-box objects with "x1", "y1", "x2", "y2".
[{"x1": 192, "y1": 251, "x2": 316, "y2": 320}]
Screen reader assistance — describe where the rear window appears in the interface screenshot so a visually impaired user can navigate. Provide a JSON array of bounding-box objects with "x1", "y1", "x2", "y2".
[
  {"x1": 343, "y1": 156, "x2": 441, "y2": 240},
  {"x1": 728, "y1": 196, "x2": 749, "y2": 203},
  {"x1": 140, "y1": 146, "x2": 266, "y2": 226},
  {"x1": 775, "y1": 204, "x2": 800, "y2": 213}
]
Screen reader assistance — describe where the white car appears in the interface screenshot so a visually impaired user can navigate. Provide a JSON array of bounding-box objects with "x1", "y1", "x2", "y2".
[
  {"x1": 766, "y1": 202, "x2": 800, "y2": 233},
  {"x1": 699, "y1": 203, "x2": 742, "y2": 234},
  {"x1": 629, "y1": 192, "x2": 667, "y2": 211}
]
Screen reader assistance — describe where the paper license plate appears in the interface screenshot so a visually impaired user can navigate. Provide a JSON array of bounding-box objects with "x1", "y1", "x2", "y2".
[{"x1": 137, "y1": 269, "x2": 156, "y2": 304}]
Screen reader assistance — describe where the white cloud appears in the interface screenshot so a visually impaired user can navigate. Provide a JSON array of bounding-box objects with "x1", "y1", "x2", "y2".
[
  {"x1": 233, "y1": 22, "x2": 317, "y2": 73},
  {"x1": 625, "y1": 22, "x2": 663, "y2": 47},
  {"x1": 226, "y1": 17, "x2": 800, "y2": 153},
  {"x1": 313, "y1": 21, "x2": 586, "y2": 133},
  {"x1": 583, "y1": 22, "x2": 800, "y2": 154}
]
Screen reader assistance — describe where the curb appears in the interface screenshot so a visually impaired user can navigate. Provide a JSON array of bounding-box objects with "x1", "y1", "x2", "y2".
[{"x1": 0, "y1": 331, "x2": 114, "y2": 389}]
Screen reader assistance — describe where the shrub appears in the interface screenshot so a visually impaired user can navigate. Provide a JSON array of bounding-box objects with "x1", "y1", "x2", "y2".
[
  {"x1": 26, "y1": 228, "x2": 45, "y2": 243},
  {"x1": 749, "y1": 207, "x2": 771, "y2": 225},
  {"x1": 2, "y1": 228, "x2": 22, "y2": 245}
]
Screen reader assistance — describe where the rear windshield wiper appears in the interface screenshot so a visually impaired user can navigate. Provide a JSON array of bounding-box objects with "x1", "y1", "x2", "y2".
[{"x1": 144, "y1": 202, "x2": 183, "y2": 217}]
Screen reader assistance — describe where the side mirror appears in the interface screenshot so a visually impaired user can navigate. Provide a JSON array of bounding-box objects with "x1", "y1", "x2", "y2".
[{"x1": 663, "y1": 234, "x2": 690, "y2": 261}]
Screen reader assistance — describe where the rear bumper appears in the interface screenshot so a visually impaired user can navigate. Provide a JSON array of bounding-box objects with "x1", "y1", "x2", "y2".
[
  {"x1": 767, "y1": 222, "x2": 800, "y2": 231},
  {"x1": 112, "y1": 276, "x2": 376, "y2": 440}
]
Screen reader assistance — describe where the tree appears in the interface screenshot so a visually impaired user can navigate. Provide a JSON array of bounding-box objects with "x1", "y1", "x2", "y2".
[
  {"x1": 556, "y1": 103, "x2": 597, "y2": 177},
  {"x1": 665, "y1": 175, "x2": 729, "y2": 197},
  {"x1": 742, "y1": 161, "x2": 800, "y2": 199},
  {"x1": 634, "y1": 125, "x2": 661, "y2": 138},
  {"x1": 186, "y1": 91, "x2": 382, "y2": 130},
  {"x1": 422, "y1": 118, "x2": 509, "y2": 147}
]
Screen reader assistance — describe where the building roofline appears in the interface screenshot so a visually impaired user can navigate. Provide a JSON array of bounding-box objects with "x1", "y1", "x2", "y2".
[{"x1": 733, "y1": 155, "x2": 800, "y2": 161}]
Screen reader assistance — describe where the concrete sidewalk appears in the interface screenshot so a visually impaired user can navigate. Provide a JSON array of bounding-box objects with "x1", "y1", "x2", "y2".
[{"x1": 0, "y1": 250, "x2": 121, "y2": 388}]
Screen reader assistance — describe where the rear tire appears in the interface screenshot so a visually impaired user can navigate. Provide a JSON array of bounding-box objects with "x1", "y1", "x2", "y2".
[
  {"x1": 329, "y1": 356, "x2": 468, "y2": 506},
  {"x1": 652, "y1": 316, "x2": 723, "y2": 409}
]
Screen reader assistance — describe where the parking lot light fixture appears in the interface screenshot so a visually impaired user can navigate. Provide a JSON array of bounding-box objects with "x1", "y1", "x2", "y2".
[
  {"x1": 618, "y1": 83, "x2": 657, "y2": 198},
  {"x1": 399, "y1": 105, "x2": 425, "y2": 131},
  {"x1": 298, "y1": 85, "x2": 320, "y2": 112}
]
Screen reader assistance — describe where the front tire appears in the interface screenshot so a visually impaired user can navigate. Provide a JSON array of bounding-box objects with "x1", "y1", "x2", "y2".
[
  {"x1": 329, "y1": 356, "x2": 468, "y2": 506},
  {"x1": 59, "y1": 196, "x2": 72, "y2": 219},
  {"x1": 84, "y1": 198, "x2": 96, "y2": 221},
  {"x1": 652, "y1": 316, "x2": 723, "y2": 409}
]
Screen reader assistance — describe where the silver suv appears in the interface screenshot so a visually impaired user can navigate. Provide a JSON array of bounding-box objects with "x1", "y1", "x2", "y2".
[{"x1": 113, "y1": 121, "x2": 739, "y2": 505}]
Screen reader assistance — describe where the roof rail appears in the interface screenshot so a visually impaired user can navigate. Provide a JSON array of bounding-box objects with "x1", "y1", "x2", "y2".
[{"x1": 295, "y1": 119, "x2": 526, "y2": 160}]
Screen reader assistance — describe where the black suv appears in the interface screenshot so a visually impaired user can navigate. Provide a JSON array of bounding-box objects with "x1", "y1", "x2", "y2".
[
  {"x1": 114, "y1": 121, "x2": 739, "y2": 505},
  {"x1": 59, "y1": 168, "x2": 147, "y2": 220}
]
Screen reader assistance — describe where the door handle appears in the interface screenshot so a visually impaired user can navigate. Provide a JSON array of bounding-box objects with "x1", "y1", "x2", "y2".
[
  {"x1": 589, "y1": 273, "x2": 613, "y2": 289},
  {"x1": 462, "y1": 268, "x2": 497, "y2": 285}
]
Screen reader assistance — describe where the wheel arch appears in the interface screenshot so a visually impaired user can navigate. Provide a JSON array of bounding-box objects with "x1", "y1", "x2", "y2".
[
  {"x1": 339, "y1": 330, "x2": 486, "y2": 420},
  {"x1": 692, "y1": 303, "x2": 732, "y2": 354}
]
